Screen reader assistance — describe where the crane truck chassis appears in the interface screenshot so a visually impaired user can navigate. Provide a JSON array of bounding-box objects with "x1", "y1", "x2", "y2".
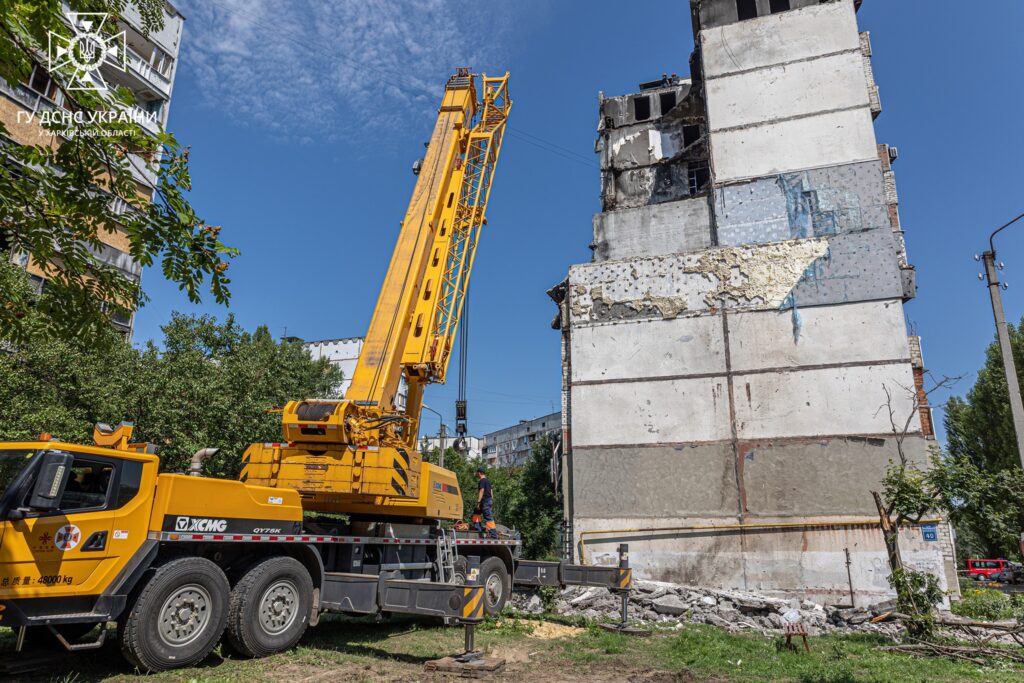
[
  {"x1": 0, "y1": 433, "x2": 631, "y2": 671},
  {"x1": 0, "y1": 71, "x2": 634, "y2": 672}
]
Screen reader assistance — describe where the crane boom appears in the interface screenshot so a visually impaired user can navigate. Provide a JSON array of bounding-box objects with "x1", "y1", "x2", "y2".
[{"x1": 240, "y1": 71, "x2": 511, "y2": 520}]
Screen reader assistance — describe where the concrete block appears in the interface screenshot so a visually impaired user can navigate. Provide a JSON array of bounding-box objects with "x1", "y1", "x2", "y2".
[
  {"x1": 733, "y1": 362, "x2": 921, "y2": 439},
  {"x1": 571, "y1": 377, "x2": 730, "y2": 446},
  {"x1": 739, "y1": 435, "x2": 931, "y2": 516},
  {"x1": 571, "y1": 315, "x2": 725, "y2": 383},
  {"x1": 714, "y1": 160, "x2": 891, "y2": 245},
  {"x1": 568, "y1": 230, "x2": 904, "y2": 326},
  {"x1": 701, "y1": 1, "x2": 860, "y2": 79},
  {"x1": 727, "y1": 300, "x2": 910, "y2": 372},
  {"x1": 571, "y1": 444, "x2": 739, "y2": 517},
  {"x1": 706, "y1": 51, "x2": 870, "y2": 132},
  {"x1": 711, "y1": 107, "x2": 878, "y2": 183},
  {"x1": 575, "y1": 516, "x2": 748, "y2": 588},
  {"x1": 592, "y1": 196, "x2": 713, "y2": 261}
]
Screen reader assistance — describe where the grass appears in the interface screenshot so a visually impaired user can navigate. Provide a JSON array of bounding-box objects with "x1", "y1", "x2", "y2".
[
  {"x1": 3, "y1": 615, "x2": 1024, "y2": 682},
  {"x1": 952, "y1": 588, "x2": 1024, "y2": 622}
]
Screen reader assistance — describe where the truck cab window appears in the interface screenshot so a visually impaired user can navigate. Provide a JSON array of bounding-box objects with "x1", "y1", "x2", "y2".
[{"x1": 59, "y1": 459, "x2": 113, "y2": 511}]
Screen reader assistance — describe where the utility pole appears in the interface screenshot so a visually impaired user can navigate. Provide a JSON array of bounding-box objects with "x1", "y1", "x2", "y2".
[
  {"x1": 422, "y1": 404, "x2": 446, "y2": 469},
  {"x1": 439, "y1": 422, "x2": 447, "y2": 469},
  {"x1": 979, "y1": 211, "x2": 1024, "y2": 469}
]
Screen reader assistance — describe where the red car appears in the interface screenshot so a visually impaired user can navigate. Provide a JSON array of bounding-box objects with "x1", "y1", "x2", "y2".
[{"x1": 967, "y1": 558, "x2": 1013, "y2": 581}]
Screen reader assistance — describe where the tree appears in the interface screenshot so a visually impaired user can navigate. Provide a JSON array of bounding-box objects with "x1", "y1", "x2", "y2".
[
  {"x1": 423, "y1": 436, "x2": 564, "y2": 559},
  {"x1": 944, "y1": 316, "x2": 1024, "y2": 558},
  {"x1": 0, "y1": 307, "x2": 341, "y2": 478},
  {"x1": 946, "y1": 317, "x2": 1024, "y2": 473},
  {"x1": 130, "y1": 313, "x2": 342, "y2": 476},
  {"x1": 493, "y1": 437, "x2": 563, "y2": 559},
  {"x1": 0, "y1": 1, "x2": 237, "y2": 344}
]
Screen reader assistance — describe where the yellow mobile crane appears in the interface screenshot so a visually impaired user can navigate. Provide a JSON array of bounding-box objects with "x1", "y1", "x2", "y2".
[
  {"x1": 239, "y1": 67, "x2": 506, "y2": 521},
  {"x1": 0, "y1": 71, "x2": 632, "y2": 673}
]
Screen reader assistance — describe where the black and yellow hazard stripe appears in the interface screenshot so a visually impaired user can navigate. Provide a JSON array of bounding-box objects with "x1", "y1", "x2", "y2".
[
  {"x1": 616, "y1": 567, "x2": 632, "y2": 590},
  {"x1": 462, "y1": 585, "x2": 484, "y2": 621}
]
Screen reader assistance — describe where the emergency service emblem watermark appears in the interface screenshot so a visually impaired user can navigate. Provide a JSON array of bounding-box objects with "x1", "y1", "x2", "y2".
[
  {"x1": 54, "y1": 524, "x2": 82, "y2": 552},
  {"x1": 47, "y1": 12, "x2": 127, "y2": 92}
]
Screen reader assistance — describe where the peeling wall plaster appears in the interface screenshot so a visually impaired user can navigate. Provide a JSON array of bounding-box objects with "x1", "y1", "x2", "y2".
[{"x1": 570, "y1": 237, "x2": 831, "y2": 324}]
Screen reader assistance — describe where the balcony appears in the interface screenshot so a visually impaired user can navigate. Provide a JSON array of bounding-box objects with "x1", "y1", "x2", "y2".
[{"x1": 123, "y1": 44, "x2": 172, "y2": 97}]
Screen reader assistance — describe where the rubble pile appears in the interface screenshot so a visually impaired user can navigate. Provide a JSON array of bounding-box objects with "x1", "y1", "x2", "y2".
[{"x1": 510, "y1": 580, "x2": 903, "y2": 637}]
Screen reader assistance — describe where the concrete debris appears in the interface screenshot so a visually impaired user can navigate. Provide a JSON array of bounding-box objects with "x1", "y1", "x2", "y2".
[{"x1": 509, "y1": 581, "x2": 906, "y2": 638}]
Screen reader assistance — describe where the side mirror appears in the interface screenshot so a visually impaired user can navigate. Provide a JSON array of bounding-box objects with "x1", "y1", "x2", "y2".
[{"x1": 27, "y1": 452, "x2": 74, "y2": 511}]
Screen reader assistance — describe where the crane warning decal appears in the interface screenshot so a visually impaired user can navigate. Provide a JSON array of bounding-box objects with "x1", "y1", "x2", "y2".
[{"x1": 54, "y1": 524, "x2": 81, "y2": 551}]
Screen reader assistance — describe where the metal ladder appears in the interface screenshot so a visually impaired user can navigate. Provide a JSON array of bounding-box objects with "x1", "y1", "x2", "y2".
[{"x1": 437, "y1": 527, "x2": 458, "y2": 583}]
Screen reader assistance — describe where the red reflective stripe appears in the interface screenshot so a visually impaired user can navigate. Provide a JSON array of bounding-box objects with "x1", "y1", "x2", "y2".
[
  {"x1": 191, "y1": 534, "x2": 203, "y2": 540},
  {"x1": 233, "y1": 535, "x2": 244, "y2": 541}
]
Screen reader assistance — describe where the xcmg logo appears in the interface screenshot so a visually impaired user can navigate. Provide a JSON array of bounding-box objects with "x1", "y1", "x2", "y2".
[{"x1": 175, "y1": 516, "x2": 228, "y2": 533}]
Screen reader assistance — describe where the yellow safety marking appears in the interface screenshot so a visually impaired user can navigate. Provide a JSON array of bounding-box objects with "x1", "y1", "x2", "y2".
[
  {"x1": 618, "y1": 568, "x2": 632, "y2": 589},
  {"x1": 462, "y1": 586, "x2": 483, "y2": 618}
]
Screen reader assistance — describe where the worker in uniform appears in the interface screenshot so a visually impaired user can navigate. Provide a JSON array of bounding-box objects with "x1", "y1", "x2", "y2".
[{"x1": 471, "y1": 466, "x2": 498, "y2": 539}]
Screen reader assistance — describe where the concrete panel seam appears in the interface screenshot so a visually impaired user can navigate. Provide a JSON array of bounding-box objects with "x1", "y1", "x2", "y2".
[
  {"x1": 571, "y1": 357, "x2": 912, "y2": 388},
  {"x1": 573, "y1": 432, "x2": 926, "y2": 451},
  {"x1": 702, "y1": 47, "x2": 863, "y2": 82},
  {"x1": 709, "y1": 104, "x2": 873, "y2": 135}
]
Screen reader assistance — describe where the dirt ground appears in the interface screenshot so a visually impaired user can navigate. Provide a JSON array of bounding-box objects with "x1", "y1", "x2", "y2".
[{"x1": 2, "y1": 614, "x2": 1019, "y2": 682}]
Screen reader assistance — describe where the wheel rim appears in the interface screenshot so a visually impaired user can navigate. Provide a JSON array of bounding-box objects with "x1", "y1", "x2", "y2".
[
  {"x1": 484, "y1": 572, "x2": 503, "y2": 608},
  {"x1": 158, "y1": 584, "x2": 212, "y2": 647},
  {"x1": 258, "y1": 579, "x2": 300, "y2": 636}
]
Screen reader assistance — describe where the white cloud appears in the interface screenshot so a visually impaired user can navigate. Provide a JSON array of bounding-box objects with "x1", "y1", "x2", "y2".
[{"x1": 178, "y1": 0, "x2": 532, "y2": 142}]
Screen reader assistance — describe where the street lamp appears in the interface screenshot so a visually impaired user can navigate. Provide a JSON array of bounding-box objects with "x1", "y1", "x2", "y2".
[
  {"x1": 421, "y1": 404, "x2": 446, "y2": 469},
  {"x1": 978, "y1": 210, "x2": 1024, "y2": 469}
]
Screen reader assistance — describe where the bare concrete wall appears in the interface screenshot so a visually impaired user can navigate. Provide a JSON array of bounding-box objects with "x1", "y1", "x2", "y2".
[
  {"x1": 592, "y1": 197, "x2": 712, "y2": 262},
  {"x1": 576, "y1": 514, "x2": 952, "y2": 605}
]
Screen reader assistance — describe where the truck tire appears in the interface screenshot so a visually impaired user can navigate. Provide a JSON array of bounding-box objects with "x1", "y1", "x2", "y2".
[
  {"x1": 117, "y1": 557, "x2": 230, "y2": 672},
  {"x1": 479, "y1": 556, "x2": 509, "y2": 615},
  {"x1": 224, "y1": 556, "x2": 313, "y2": 658}
]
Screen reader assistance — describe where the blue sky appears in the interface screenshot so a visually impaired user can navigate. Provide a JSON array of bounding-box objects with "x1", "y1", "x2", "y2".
[{"x1": 137, "y1": 1, "x2": 1024, "y2": 439}]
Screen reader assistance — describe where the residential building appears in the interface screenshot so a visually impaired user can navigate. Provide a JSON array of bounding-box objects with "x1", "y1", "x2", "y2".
[
  {"x1": 481, "y1": 412, "x2": 560, "y2": 468},
  {"x1": 304, "y1": 337, "x2": 364, "y2": 398},
  {"x1": 419, "y1": 435, "x2": 483, "y2": 461},
  {"x1": 303, "y1": 336, "x2": 407, "y2": 409},
  {"x1": 551, "y1": 0, "x2": 956, "y2": 604},
  {"x1": 0, "y1": 2, "x2": 185, "y2": 338}
]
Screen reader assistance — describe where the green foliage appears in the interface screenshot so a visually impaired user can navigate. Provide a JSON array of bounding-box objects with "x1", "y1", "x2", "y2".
[
  {"x1": 0, "y1": 310, "x2": 341, "y2": 478},
  {"x1": 0, "y1": 1, "x2": 237, "y2": 345},
  {"x1": 943, "y1": 316, "x2": 1024, "y2": 559},
  {"x1": 881, "y1": 456, "x2": 936, "y2": 524},
  {"x1": 493, "y1": 436, "x2": 563, "y2": 559},
  {"x1": 423, "y1": 436, "x2": 564, "y2": 559},
  {"x1": 951, "y1": 588, "x2": 1023, "y2": 622},
  {"x1": 888, "y1": 567, "x2": 943, "y2": 638}
]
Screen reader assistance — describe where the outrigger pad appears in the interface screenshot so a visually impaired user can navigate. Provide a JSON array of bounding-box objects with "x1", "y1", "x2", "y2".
[
  {"x1": 424, "y1": 653, "x2": 506, "y2": 675},
  {"x1": 599, "y1": 623, "x2": 652, "y2": 637}
]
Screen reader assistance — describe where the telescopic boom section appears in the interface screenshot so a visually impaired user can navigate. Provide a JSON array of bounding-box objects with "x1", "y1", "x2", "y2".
[{"x1": 240, "y1": 71, "x2": 510, "y2": 517}]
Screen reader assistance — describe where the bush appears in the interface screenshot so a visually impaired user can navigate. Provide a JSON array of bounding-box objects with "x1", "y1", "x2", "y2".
[{"x1": 951, "y1": 588, "x2": 1018, "y2": 621}]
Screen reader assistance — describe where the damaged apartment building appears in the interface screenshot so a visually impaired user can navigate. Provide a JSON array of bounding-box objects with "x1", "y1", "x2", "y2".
[{"x1": 550, "y1": 0, "x2": 958, "y2": 604}]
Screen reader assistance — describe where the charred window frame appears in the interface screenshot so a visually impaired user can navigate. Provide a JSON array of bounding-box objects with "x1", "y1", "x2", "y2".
[
  {"x1": 658, "y1": 91, "x2": 677, "y2": 116},
  {"x1": 687, "y1": 160, "x2": 710, "y2": 195},
  {"x1": 736, "y1": 0, "x2": 758, "y2": 21},
  {"x1": 633, "y1": 95, "x2": 651, "y2": 122},
  {"x1": 682, "y1": 124, "x2": 702, "y2": 148}
]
